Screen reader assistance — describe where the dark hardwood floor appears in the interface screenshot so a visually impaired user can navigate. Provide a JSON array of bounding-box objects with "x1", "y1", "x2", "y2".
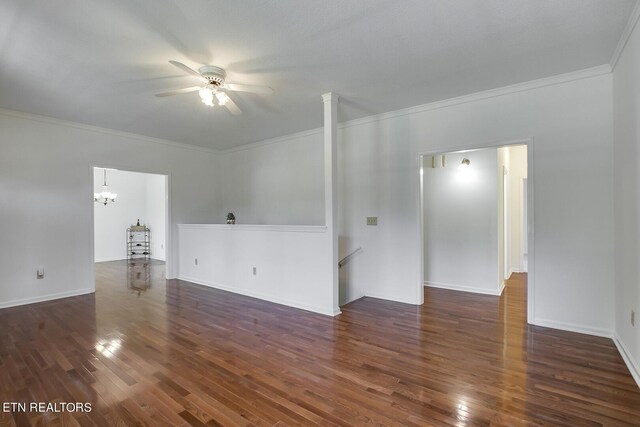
[{"x1": 0, "y1": 262, "x2": 638, "y2": 426}]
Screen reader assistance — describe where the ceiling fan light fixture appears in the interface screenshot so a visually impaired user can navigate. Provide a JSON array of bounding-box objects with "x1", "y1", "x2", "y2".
[
  {"x1": 216, "y1": 92, "x2": 228, "y2": 106},
  {"x1": 159, "y1": 61, "x2": 272, "y2": 114},
  {"x1": 199, "y1": 86, "x2": 214, "y2": 107}
]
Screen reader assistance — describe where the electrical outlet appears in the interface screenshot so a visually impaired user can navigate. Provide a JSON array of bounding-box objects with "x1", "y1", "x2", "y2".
[
  {"x1": 194, "y1": 258, "x2": 198, "y2": 266},
  {"x1": 253, "y1": 267, "x2": 257, "y2": 275},
  {"x1": 37, "y1": 266, "x2": 44, "y2": 280},
  {"x1": 632, "y1": 310, "x2": 636, "y2": 327},
  {"x1": 366, "y1": 217, "x2": 378, "y2": 226}
]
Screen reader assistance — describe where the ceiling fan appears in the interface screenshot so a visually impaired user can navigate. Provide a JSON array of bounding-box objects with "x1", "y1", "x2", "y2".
[{"x1": 155, "y1": 60, "x2": 273, "y2": 115}]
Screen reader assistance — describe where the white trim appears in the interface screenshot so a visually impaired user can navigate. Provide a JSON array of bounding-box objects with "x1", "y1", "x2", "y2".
[
  {"x1": 94, "y1": 257, "x2": 166, "y2": 263},
  {"x1": 89, "y1": 165, "x2": 96, "y2": 293},
  {"x1": 424, "y1": 281, "x2": 504, "y2": 296},
  {"x1": 417, "y1": 138, "x2": 533, "y2": 311},
  {"x1": 416, "y1": 154, "x2": 425, "y2": 305},
  {"x1": 526, "y1": 141, "x2": 535, "y2": 325},
  {"x1": 177, "y1": 224, "x2": 327, "y2": 233},
  {"x1": 165, "y1": 173, "x2": 174, "y2": 279},
  {"x1": 364, "y1": 292, "x2": 419, "y2": 305},
  {"x1": 0, "y1": 108, "x2": 217, "y2": 154},
  {"x1": 322, "y1": 92, "x2": 340, "y2": 103},
  {"x1": 418, "y1": 138, "x2": 532, "y2": 161},
  {"x1": 610, "y1": 1, "x2": 640, "y2": 70},
  {"x1": 0, "y1": 65, "x2": 612, "y2": 155},
  {"x1": 219, "y1": 65, "x2": 610, "y2": 153},
  {"x1": 531, "y1": 318, "x2": 613, "y2": 338},
  {"x1": 95, "y1": 257, "x2": 128, "y2": 263},
  {"x1": 91, "y1": 165, "x2": 173, "y2": 282},
  {"x1": 613, "y1": 334, "x2": 640, "y2": 389},
  {"x1": 338, "y1": 65, "x2": 611, "y2": 131},
  {"x1": 506, "y1": 268, "x2": 521, "y2": 279},
  {"x1": 341, "y1": 294, "x2": 366, "y2": 306},
  {"x1": 178, "y1": 276, "x2": 340, "y2": 316},
  {"x1": 0, "y1": 288, "x2": 94, "y2": 310},
  {"x1": 219, "y1": 127, "x2": 323, "y2": 154}
]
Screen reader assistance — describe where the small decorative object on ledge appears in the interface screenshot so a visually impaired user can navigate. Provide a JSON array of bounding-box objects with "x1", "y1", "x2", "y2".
[{"x1": 226, "y1": 213, "x2": 236, "y2": 224}]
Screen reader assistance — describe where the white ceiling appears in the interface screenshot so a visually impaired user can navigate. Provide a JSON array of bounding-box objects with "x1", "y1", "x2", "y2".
[{"x1": 0, "y1": 0, "x2": 636, "y2": 149}]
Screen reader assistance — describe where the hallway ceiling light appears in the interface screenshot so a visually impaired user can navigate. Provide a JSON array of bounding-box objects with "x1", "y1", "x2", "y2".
[
  {"x1": 459, "y1": 158, "x2": 471, "y2": 169},
  {"x1": 94, "y1": 169, "x2": 118, "y2": 205}
]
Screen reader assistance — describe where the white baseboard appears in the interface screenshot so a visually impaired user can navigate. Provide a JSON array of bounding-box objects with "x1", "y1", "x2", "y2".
[
  {"x1": 613, "y1": 334, "x2": 640, "y2": 389},
  {"x1": 95, "y1": 257, "x2": 127, "y2": 263},
  {"x1": 531, "y1": 318, "x2": 613, "y2": 338},
  {"x1": 340, "y1": 293, "x2": 366, "y2": 306},
  {"x1": 364, "y1": 292, "x2": 420, "y2": 305},
  {"x1": 0, "y1": 288, "x2": 94, "y2": 309},
  {"x1": 424, "y1": 281, "x2": 504, "y2": 296},
  {"x1": 178, "y1": 275, "x2": 340, "y2": 317},
  {"x1": 506, "y1": 268, "x2": 521, "y2": 279},
  {"x1": 95, "y1": 258, "x2": 166, "y2": 263}
]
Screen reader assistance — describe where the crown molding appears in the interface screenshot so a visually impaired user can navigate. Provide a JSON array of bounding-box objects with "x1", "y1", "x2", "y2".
[
  {"x1": 220, "y1": 64, "x2": 612, "y2": 154},
  {"x1": 337, "y1": 64, "x2": 612, "y2": 131},
  {"x1": 610, "y1": 0, "x2": 640, "y2": 71},
  {"x1": 6, "y1": 62, "x2": 610, "y2": 156},
  {"x1": 219, "y1": 126, "x2": 323, "y2": 154},
  {"x1": 0, "y1": 108, "x2": 218, "y2": 154}
]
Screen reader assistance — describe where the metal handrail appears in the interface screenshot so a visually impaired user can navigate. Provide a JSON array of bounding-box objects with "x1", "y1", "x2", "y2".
[{"x1": 338, "y1": 247, "x2": 362, "y2": 268}]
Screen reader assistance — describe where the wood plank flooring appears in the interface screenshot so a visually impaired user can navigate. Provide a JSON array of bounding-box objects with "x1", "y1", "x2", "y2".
[{"x1": 0, "y1": 261, "x2": 638, "y2": 426}]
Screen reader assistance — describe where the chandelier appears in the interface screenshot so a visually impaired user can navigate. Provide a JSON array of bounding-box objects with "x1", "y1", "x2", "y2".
[{"x1": 94, "y1": 169, "x2": 118, "y2": 205}]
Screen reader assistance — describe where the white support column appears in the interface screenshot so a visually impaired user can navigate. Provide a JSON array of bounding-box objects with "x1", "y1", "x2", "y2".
[{"x1": 322, "y1": 92, "x2": 340, "y2": 315}]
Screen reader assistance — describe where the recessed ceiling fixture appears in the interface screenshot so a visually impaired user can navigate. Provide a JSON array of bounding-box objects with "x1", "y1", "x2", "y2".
[
  {"x1": 94, "y1": 169, "x2": 118, "y2": 205},
  {"x1": 155, "y1": 61, "x2": 273, "y2": 115}
]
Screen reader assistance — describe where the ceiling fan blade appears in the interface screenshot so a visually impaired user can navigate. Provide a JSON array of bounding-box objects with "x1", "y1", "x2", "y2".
[
  {"x1": 155, "y1": 86, "x2": 201, "y2": 97},
  {"x1": 169, "y1": 60, "x2": 206, "y2": 81},
  {"x1": 223, "y1": 97, "x2": 242, "y2": 115},
  {"x1": 225, "y1": 83, "x2": 273, "y2": 94}
]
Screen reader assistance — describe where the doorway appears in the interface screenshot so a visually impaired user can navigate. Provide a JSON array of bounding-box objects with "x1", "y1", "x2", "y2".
[
  {"x1": 92, "y1": 167, "x2": 169, "y2": 291},
  {"x1": 498, "y1": 145, "x2": 528, "y2": 284},
  {"x1": 418, "y1": 140, "x2": 533, "y2": 321}
]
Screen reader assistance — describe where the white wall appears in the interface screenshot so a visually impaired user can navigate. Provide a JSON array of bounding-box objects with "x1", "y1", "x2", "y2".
[
  {"x1": 422, "y1": 148, "x2": 501, "y2": 295},
  {"x1": 178, "y1": 224, "x2": 336, "y2": 315},
  {"x1": 217, "y1": 131, "x2": 324, "y2": 225},
  {"x1": 350, "y1": 72, "x2": 613, "y2": 333},
  {"x1": 145, "y1": 173, "x2": 166, "y2": 261},
  {"x1": 0, "y1": 110, "x2": 219, "y2": 308},
  {"x1": 217, "y1": 70, "x2": 614, "y2": 337},
  {"x1": 613, "y1": 12, "x2": 640, "y2": 384}
]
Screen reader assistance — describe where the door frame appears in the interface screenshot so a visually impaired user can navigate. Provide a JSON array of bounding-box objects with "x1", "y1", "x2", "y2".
[
  {"x1": 89, "y1": 164, "x2": 172, "y2": 292},
  {"x1": 417, "y1": 137, "x2": 535, "y2": 324}
]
